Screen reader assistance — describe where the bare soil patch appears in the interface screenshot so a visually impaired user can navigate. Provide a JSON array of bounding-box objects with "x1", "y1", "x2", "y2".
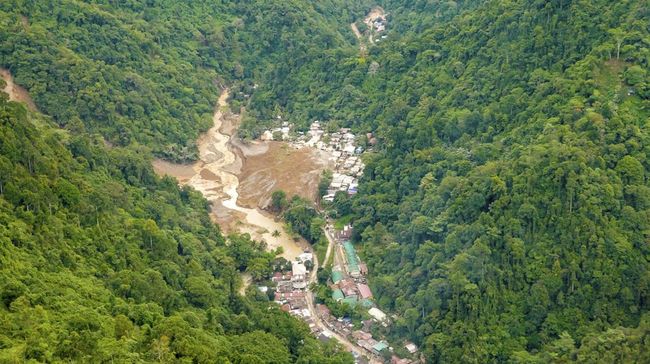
[
  {"x1": 1, "y1": 69, "x2": 38, "y2": 111},
  {"x1": 237, "y1": 142, "x2": 332, "y2": 209},
  {"x1": 152, "y1": 159, "x2": 197, "y2": 183}
]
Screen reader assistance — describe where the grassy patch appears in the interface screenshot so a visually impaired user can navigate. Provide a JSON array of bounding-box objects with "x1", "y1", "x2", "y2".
[
  {"x1": 313, "y1": 237, "x2": 328, "y2": 265},
  {"x1": 334, "y1": 214, "x2": 353, "y2": 230}
]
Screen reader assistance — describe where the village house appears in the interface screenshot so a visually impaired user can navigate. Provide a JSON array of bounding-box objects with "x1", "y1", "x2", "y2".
[
  {"x1": 357, "y1": 283, "x2": 373, "y2": 299},
  {"x1": 404, "y1": 342, "x2": 418, "y2": 354},
  {"x1": 297, "y1": 252, "x2": 313, "y2": 264},
  {"x1": 292, "y1": 261, "x2": 307, "y2": 289},
  {"x1": 368, "y1": 307, "x2": 389, "y2": 326},
  {"x1": 352, "y1": 330, "x2": 373, "y2": 341},
  {"x1": 340, "y1": 278, "x2": 357, "y2": 298},
  {"x1": 372, "y1": 341, "x2": 389, "y2": 355}
]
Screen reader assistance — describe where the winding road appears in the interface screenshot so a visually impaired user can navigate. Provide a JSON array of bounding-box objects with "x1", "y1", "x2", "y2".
[
  {"x1": 304, "y1": 227, "x2": 381, "y2": 364},
  {"x1": 153, "y1": 90, "x2": 379, "y2": 362}
]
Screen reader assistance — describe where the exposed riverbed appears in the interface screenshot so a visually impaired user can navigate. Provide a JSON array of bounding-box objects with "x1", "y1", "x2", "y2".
[{"x1": 153, "y1": 90, "x2": 330, "y2": 260}]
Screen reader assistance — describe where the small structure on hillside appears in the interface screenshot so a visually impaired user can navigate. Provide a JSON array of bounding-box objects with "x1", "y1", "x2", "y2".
[
  {"x1": 359, "y1": 262, "x2": 368, "y2": 275},
  {"x1": 368, "y1": 307, "x2": 389, "y2": 326},
  {"x1": 340, "y1": 278, "x2": 357, "y2": 297},
  {"x1": 331, "y1": 269, "x2": 344, "y2": 284},
  {"x1": 337, "y1": 225, "x2": 353, "y2": 240},
  {"x1": 404, "y1": 342, "x2": 418, "y2": 354},
  {"x1": 372, "y1": 341, "x2": 389, "y2": 355},
  {"x1": 343, "y1": 241, "x2": 361, "y2": 277},
  {"x1": 358, "y1": 283, "x2": 373, "y2": 299},
  {"x1": 332, "y1": 288, "x2": 344, "y2": 301},
  {"x1": 297, "y1": 252, "x2": 313, "y2": 264}
]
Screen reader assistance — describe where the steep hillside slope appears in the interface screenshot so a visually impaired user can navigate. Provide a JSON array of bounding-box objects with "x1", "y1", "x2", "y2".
[
  {"x1": 300, "y1": 0, "x2": 649, "y2": 362},
  {"x1": 0, "y1": 85, "x2": 352, "y2": 362},
  {"x1": 0, "y1": 0, "x2": 371, "y2": 160}
]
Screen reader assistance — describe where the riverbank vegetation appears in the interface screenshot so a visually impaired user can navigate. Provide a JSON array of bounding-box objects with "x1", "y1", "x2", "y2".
[{"x1": 0, "y1": 92, "x2": 355, "y2": 362}]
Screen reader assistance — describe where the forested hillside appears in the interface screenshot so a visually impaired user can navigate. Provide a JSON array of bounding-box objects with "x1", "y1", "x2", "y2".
[
  {"x1": 0, "y1": 0, "x2": 372, "y2": 160},
  {"x1": 0, "y1": 88, "x2": 353, "y2": 362},
  {"x1": 2, "y1": 0, "x2": 649, "y2": 362},
  {"x1": 309, "y1": 0, "x2": 650, "y2": 362},
  {"x1": 0, "y1": 1, "x2": 375, "y2": 361}
]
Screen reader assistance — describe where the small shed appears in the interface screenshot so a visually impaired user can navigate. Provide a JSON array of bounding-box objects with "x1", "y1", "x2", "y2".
[
  {"x1": 404, "y1": 342, "x2": 418, "y2": 354},
  {"x1": 368, "y1": 307, "x2": 387, "y2": 322},
  {"x1": 372, "y1": 341, "x2": 389, "y2": 355}
]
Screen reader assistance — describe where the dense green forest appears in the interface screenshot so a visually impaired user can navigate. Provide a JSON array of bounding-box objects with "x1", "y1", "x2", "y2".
[
  {"x1": 0, "y1": 0, "x2": 372, "y2": 160},
  {"x1": 242, "y1": 0, "x2": 649, "y2": 361},
  {"x1": 306, "y1": 0, "x2": 649, "y2": 362},
  {"x1": 0, "y1": 1, "x2": 375, "y2": 361},
  {"x1": 2, "y1": 0, "x2": 649, "y2": 362},
  {"x1": 0, "y1": 92, "x2": 355, "y2": 362}
]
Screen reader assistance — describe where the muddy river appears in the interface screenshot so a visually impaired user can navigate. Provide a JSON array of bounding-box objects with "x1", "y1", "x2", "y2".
[{"x1": 153, "y1": 90, "x2": 327, "y2": 260}]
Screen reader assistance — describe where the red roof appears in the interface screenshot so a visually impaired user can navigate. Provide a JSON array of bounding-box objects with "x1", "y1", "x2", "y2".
[{"x1": 358, "y1": 283, "x2": 373, "y2": 299}]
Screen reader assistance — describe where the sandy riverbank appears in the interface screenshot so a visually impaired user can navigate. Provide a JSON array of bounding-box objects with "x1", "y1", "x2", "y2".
[{"x1": 152, "y1": 90, "x2": 330, "y2": 260}]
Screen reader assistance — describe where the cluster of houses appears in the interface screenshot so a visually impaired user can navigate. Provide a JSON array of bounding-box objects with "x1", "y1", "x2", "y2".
[
  {"x1": 322, "y1": 128, "x2": 366, "y2": 201},
  {"x1": 260, "y1": 120, "x2": 291, "y2": 141},
  {"x1": 258, "y1": 121, "x2": 370, "y2": 200},
  {"x1": 353, "y1": 331, "x2": 389, "y2": 356},
  {"x1": 272, "y1": 252, "x2": 313, "y2": 315},
  {"x1": 302, "y1": 123, "x2": 371, "y2": 202},
  {"x1": 329, "y1": 237, "x2": 391, "y2": 327},
  {"x1": 268, "y1": 227, "x2": 420, "y2": 363},
  {"x1": 259, "y1": 120, "x2": 373, "y2": 203}
]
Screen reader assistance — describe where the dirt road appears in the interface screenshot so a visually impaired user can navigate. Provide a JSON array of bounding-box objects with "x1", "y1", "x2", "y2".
[{"x1": 350, "y1": 23, "x2": 367, "y2": 53}]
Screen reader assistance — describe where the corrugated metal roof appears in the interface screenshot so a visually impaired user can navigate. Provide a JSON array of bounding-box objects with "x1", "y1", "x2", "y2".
[
  {"x1": 357, "y1": 283, "x2": 372, "y2": 299},
  {"x1": 332, "y1": 289, "x2": 344, "y2": 300},
  {"x1": 331, "y1": 270, "x2": 344, "y2": 283},
  {"x1": 343, "y1": 241, "x2": 360, "y2": 272},
  {"x1": 373, "y1": 341, "x2": 389, "y2": 352}
]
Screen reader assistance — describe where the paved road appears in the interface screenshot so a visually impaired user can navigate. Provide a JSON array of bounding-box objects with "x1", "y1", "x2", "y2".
[{"x1": 305, "y1": 227, "x2": 382, "y2": 364}]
